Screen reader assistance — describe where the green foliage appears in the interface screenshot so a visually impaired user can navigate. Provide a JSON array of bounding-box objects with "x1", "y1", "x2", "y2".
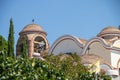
[
  {"x1": 21, "y1": 37, "x2": 28, "y2": 58},
  {"x1": 0, "y1": 51, "x2": 111, "y2": 80},
  {"x1": 8, "y1": 18, "x2": 14, "y2": 58},
  {"x1": 44, "y1": 53, "x2": 111, "y2": 80},
  {"x1": 0, "y1": 52, "x2": 66, "y2": 80},
  {"x1": 0, "y1": 35, "x2": 8, "y2": 54},
  {"x1": 44, "y1": 53, "x2": 87, "y2": 79}
]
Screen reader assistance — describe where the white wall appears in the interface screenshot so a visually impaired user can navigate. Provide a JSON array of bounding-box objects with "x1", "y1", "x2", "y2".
[
  {"x1": 52, "y1": 39, "x2": 83, "y2": 55},
  {"x1": 101, "y1": 64, "x2": 111, "y2": 71},
  {"x1": 111, "y1": 50, "x2": 120, "y2": 68},
  {"x1": 89, "y1": 42, "x2": 111, "y2": 64},
  {"x1": 113, "y1": 40, "x2": 120, "y2": 48}
]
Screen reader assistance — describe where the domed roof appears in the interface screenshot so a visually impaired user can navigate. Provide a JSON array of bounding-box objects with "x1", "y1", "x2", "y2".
[
  {"x1": 97, "y1": 26, "x2": 120, "y2": 37},
  {"x1": 19, "y1": 24, "x2": 46, "y2": 35}
]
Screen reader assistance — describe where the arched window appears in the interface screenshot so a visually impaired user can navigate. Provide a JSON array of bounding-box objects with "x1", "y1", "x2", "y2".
[{"x1": 34, "y1": 36, "x2": 46, "y2": 53}]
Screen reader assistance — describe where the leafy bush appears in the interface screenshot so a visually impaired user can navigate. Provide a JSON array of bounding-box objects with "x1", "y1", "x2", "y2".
[
  {"x1": 44, "y1": 53, "x2": 91, "y2": 79},
  {"x1": 44, "y1": 53, "x2": 111, "y2": 80},
  {"x1": 0, "y1": 52, "x2": 111, "y2": 80},
  {"x1": 0, "y1": 35, "x2": 8, "y2": 54},
  {"x1": 0, "y1": 52, "x2": 66, "y2": 80}
]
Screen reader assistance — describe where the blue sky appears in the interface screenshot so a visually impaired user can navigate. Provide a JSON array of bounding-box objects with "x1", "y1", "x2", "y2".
[{"x1": 0, "y1": 0, "x2": 120, "y2": 46}]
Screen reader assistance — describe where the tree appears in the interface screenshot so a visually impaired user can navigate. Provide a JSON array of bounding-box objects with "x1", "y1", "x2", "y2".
[
  {"x1": 0, "y1": 35, "x2": 8, "y2": 55},
  {"x1": 21, "y1": 37, "x2": 28, "y2": 58},
  {"x1": 44, "y1": 53, "x2": 112, "y2": 80},
  {"x1": 0, "y1": 52, "x2": 111, "y2": 80},
  {"x1": 8, "y1": 18, "x2": 14, "y2": 58}
]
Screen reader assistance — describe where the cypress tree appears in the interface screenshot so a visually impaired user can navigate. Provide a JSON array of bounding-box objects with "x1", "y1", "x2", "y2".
[
  {"x1": 21, "y1": 37, "x2": 28, "y2": 58},
  {"x1": 8, "y1": 18, "x2": 14, "y2": 58}
]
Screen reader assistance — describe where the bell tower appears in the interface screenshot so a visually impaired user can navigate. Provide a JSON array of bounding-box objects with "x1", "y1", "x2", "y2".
[{"x1": 16, "y1": 24, "x2": 49, "y2": 58}]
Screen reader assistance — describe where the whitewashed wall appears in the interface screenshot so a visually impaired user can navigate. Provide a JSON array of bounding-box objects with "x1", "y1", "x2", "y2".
[
  {"x1": 113, "y1": 40, "x2": 120, "y2": 48},
  {"x1": 89, "y1": 42, "x2": 111, "y2": 64},
  {"x1": 52, "y1": 39, "x2": 83, "y2": 55},
  {"x1": 111, "y1": 50, "x2": 120, "y2": 68}
]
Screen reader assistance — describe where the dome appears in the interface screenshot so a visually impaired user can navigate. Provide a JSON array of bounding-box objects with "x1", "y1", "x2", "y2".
[
  {"x1": 19, "y1": 24, "x2": 46, "y2": 35},
  {"x1": 97, "y1": 26, "x2": 120, "y2": 37}
]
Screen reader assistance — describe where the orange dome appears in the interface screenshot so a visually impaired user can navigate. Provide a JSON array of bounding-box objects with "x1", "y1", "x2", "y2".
[
  {"x1": 19, "y1": 24, "x2": 46, "y2": 35},
  {"x1": 97, "y1": 26, "x2": 120, "y2": 37}
]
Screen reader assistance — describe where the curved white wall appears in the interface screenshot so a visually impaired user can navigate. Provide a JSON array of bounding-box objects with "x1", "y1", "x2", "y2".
[
  {"x1": 89, "y1": 42, "x2": 111, "y2": 64},
  {"x1": 113, "y1": 40, "x2": 120, "y2": 48},
  {"x1": 51, "y1": 39, "x2": 83, "y2": 55}
]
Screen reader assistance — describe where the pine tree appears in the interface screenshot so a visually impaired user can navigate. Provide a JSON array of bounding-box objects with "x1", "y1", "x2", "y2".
[{"x1": 8, "y1": 18, "x2": 14, "y2": 58}]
